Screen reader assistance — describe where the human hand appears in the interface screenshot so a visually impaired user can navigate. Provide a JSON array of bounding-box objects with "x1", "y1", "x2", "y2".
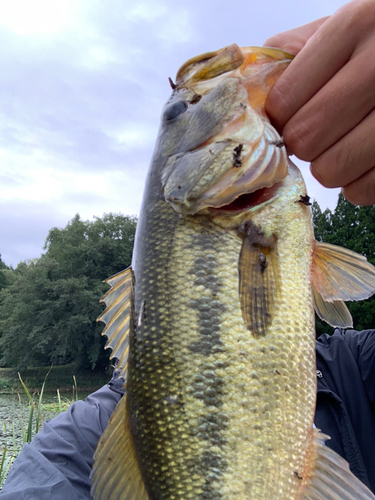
[{"x1": 264, "y1": 0, "x2": 375, "y2": 205}]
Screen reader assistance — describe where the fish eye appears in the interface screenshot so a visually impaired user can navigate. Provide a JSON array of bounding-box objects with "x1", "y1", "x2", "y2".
[{"x1": 164, "y1": 101, "x2": 188, "y2": 121}]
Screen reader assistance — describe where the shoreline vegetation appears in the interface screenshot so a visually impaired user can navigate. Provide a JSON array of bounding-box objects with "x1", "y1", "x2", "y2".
[
  {"x1": 0, "y1": 364, "x2": 110, "y2": 394},
  {"x1": 0, "y1": 367, "x2": 110, "y2": 488}
]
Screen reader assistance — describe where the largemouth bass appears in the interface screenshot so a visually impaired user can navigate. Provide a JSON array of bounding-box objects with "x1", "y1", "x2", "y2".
[{"x1": 91, "y1": 45, "x2": 375, "y2": 499}]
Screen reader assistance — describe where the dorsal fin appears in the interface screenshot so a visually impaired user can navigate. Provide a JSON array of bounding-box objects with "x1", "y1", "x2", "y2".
[
  {"x1": 91, "y1": 393, "x2": 149, "y2": 500},
  {"x1": 312, "y1": 242, "x2": 375, "y2": 302},
  {"x1": 97, "y1": 267, "x2": 134, "y2": 380}
]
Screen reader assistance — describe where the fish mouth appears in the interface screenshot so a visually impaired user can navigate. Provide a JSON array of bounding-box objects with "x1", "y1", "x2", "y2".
[
  {"x1": 205, "y1": 181, "x2": 283, "y2": 216},
  {"x1": 162, "y1": 45, "x2": 293, "y2": 217}
]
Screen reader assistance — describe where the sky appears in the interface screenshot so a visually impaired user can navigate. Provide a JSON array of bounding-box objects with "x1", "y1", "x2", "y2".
[{"x1": 0, "y1": 0, "x2": 348, "y2": 267}]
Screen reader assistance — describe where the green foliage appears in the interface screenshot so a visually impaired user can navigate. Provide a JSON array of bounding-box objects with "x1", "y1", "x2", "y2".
[
  {"x1": 0, "y1": 255, "x2": 10, "y2": 292},
  {"x1": 312, "y1": 194, "x2": 375, "y2": 336},
  {"x1": 0, "y1": 213, "x2": 137, "y2": 370}
]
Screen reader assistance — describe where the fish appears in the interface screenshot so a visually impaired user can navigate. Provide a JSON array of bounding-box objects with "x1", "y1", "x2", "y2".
[{"x1": 90, "y1": 44, "x2": 375, "y2": 499}]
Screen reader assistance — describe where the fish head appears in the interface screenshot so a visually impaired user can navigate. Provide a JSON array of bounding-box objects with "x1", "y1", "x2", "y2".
[{"x1": 158, "y1": 44, "x2": 293, "y2": 215}]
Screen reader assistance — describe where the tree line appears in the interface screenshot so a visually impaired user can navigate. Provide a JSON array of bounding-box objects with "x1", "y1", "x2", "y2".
[
  {"x1": 0, "y1": 196, "x2": 375, "y2": 371},
  {"x1": 0, "y1": 214, "x2": 137, "y2": 371}
]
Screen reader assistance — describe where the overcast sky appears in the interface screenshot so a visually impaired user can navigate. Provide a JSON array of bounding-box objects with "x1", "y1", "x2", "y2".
[{"x1": 0, "y1": 0, "x2": 347, "y2": 267}]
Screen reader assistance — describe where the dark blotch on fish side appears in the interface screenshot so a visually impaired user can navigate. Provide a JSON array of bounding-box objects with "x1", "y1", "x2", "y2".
[
  {"x1": 193, "y1": 376, "x2": 224, "y2": 408},
  {"x1": 186, "y1": 230, "x2": 228, "y2": 499}
]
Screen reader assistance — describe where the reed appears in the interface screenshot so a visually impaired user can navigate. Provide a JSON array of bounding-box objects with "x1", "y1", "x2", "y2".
[{"x1": 0, "y1": 372, "x2": 80, "y2": 488}]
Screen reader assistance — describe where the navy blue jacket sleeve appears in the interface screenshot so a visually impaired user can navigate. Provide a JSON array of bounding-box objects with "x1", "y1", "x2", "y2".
[{"x1": 0, "y1": 375, "x2": 125, "y2": 500}]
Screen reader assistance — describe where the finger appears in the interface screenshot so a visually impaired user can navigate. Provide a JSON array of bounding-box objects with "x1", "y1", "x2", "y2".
[
  {"x1": 310, "y1": 107, "x2": 375, "y2": 189},
  {"x1": 265, "y1": 0, "x2": 375, "y2": 130},
  {"x1": 263, "y1": 17, "x2": 328, "y2": 56},
  {"x1": 283, "y1": 42, "x2": 375, "y2": 161},
  {"x1": 342, "y1": 167, "x2": 375, "y2": 206}
]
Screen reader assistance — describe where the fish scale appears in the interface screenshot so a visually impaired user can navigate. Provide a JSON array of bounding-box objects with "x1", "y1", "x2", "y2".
[{"x1": 128, "y1": 167, "x2": 315, "y2": 499}]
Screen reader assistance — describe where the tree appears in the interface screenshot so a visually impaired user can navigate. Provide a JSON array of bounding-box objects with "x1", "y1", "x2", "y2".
[
  {"x1": 0, "y1": 214, "x2": 137, "y2": 370},
  {"x1": 311, "y1": 200, "x2": 332, "y2": 243},
  {"x1": 0, "y1": 254, "x2": 11, "y2": 291}
]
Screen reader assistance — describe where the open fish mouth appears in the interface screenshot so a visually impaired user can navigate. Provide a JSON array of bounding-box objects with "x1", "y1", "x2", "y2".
[
  {"x1": 206, "y1": 181, "x2": 284, "y2": 215},
  {"x1": 161, "y1": 44, "x2": 293, "y2": 216}
]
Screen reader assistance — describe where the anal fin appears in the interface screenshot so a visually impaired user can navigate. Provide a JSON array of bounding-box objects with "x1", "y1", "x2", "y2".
[
  {"x1": 91, "y1": 393, "x2": 149, "y2": 500},
  {"x1": 302, "y1": 430, "x2": 375, "y2": 500}
]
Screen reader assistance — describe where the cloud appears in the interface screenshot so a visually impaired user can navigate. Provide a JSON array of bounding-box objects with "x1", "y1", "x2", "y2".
[
  {"x1": 0, "y1": 0, "x2": 75, "y2": 35},
  {"x1": 0, "y1": 0, "x2": 348, "y2": 265}
]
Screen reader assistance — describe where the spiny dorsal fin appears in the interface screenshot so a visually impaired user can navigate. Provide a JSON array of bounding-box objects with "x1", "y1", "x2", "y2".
[
  {"x1": 312, "y1": 283, "x2": 353, "y2": 328},
  {"x1": 238, "y1": 221, "x2": 279, "y2": 337},
  {"x1": 97, "y1": 267, "x2": 134, "y2": 380},
  {"x1": 312, "y1": 242, "x2": 375, "y2": 302},
  {"x1": 91, "y1": 393, "x2": 149, "y2": 500},
  {"x1": 301, "y1": 429, "x2": 375, "y2": 499}
]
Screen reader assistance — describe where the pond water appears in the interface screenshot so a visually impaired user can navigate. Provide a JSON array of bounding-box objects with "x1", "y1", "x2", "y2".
[{"x1": 0, "y1": 391, "x2": 91, "y2": 451}]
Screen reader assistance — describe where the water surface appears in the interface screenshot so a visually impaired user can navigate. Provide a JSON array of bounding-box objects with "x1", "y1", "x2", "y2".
[{"x1": 0, "y1": 391, "x2": 91, "y2": 451}]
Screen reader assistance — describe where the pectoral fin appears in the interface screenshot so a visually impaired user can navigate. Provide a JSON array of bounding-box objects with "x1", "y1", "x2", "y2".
[
  {"x1": 301, "y1": 429, "x2": 375, "y2": 500},
  {"x1": 311, "y1": 242, "x2": 375, "y2": 328},
  {"x1": 238, "y1": 222, "x2": 279, "y2": 337},
  {"x1": 312, "y1": 283, "x2": 353, "y2": 328},
  {"x1": 312, "y1": 242, "x2": 375, "y2": 302},
  {"x1": 91, "y1": 393, "x2": 149, "y2": 500},
  {"x1": 97, "y1": 267, "x2": 134, "y2": 380}
]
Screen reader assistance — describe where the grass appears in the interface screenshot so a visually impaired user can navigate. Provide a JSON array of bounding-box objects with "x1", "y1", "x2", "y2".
[
  {"x1": 0, "y1": 423, "x2": 17, "y2": 487},
  {"x1": 0, "y1": 372, "x2": 81, "y2": 489},
  {"x1": 41, "y1": 376, "x2": 79, "y2": 413}
]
